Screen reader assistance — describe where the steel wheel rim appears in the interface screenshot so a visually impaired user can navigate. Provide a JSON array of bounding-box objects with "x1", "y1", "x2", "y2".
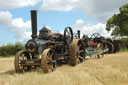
[
  {"x1": 76, "y1": 40, "x2": 85, "y2": 64},
  {"x1": 41, "y1": 49, "x2": 56, "y2": 73},
  {"x1": 15, "y1": 50, "x2": 31, "y2": 73}
]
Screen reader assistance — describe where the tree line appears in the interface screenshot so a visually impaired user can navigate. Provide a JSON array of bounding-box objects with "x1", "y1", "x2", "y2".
[
  {"x1": 0, "y1": 42, "x2": 24, "y2": 57},
  {"x1": 120, "y1": 38, "x2": 128, "y2": 49}
]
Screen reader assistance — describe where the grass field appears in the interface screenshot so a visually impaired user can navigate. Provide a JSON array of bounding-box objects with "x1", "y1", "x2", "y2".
[{"x1": 0, "y1": 52, "x2": 128, "y2": 85}]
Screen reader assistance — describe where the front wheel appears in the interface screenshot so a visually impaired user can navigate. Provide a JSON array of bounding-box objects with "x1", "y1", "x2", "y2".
[
  {"x1": 14, "y1": 50, "x2": 31, "y2": 73},
  {"x1": 41, "y1": 48, "x2": 56, "y2": 73}
]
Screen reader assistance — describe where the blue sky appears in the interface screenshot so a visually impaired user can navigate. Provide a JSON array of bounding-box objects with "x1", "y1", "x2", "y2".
[{"x1": 0, "y1": 0, "x2": 127, "y2": 45}]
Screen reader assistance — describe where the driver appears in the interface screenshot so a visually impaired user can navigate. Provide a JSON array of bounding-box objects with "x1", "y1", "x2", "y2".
[
  {"x1": 39, "y1": 25, "x2": 52, "y2": 40},
  {"x1": 39, "y1": 25, "x2": 62, "y2": 40}
]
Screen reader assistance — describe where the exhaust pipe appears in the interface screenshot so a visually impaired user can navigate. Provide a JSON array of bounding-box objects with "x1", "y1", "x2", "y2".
[
  {"x1": 31, "y1": 10, "x2": 37, "y2": 39},
  {"x1": 77, "y1": 30, "x2": 80, "y2": 38}
]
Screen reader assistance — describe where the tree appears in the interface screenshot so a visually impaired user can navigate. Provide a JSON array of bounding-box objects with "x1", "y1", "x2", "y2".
[
  {"x1": 106, "y1": 3, "x2": 128, "y2": 37},
  {"x1": 0, "y1": 42, "x2": 24, "y2": 56}
]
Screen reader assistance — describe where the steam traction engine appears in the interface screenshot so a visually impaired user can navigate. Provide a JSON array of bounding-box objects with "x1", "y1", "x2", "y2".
[
  {"x1": 14, "y1": 10, "x2": 85, "y2": 73},
  {"x1": 82, "y1": 33, "x2": 114, "y2": 57}
]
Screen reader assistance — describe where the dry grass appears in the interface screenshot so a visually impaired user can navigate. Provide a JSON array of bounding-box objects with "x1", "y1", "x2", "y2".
[{"x1": 0, "y1": 52, "x2": 128, "y2": 85}]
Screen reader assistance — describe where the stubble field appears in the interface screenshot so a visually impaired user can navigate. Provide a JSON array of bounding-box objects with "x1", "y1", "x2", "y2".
[{"x1": 0, "y1": 52, "x2": 128, "y2": 85}]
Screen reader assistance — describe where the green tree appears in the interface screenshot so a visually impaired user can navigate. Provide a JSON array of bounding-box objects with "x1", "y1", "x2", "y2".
[
  {"x1": 106, "y1": 3, "x2": 128, "y2": 36},
  {"x1": 0, "y1": 42, "x2": 24, "y2": 56}
]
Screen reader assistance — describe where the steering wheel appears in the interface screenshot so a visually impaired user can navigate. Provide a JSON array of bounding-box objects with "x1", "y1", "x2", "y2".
[
  {"x1": 64, "y1": 27, "x2": 73, "y2": 45},
  {"x1": 90, "y1": 33, "x2": 102, "y2": 43}
]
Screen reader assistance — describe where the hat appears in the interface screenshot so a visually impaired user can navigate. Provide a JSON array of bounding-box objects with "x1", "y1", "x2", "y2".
[{"x1": 43, "y1": 25, "x2": 47, "y2": 29}]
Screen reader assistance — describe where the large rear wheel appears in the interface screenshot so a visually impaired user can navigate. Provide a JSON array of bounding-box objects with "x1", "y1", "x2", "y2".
[
  {"x1": 106, "y1": 41, "x2": 114, "y2": 53},
  {"x1": 41, "y1": 48, "x2": 56, "y2": 73},
  {"x1": 69, "y1": 39, "x2": 85, "y2": 66}
]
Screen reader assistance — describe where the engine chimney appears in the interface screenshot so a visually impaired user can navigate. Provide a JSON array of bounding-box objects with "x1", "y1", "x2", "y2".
[
  {"x1": 31, "y1": 10, "x2": 37, "y2": 39},
  {"x1": 77, "y1": 30, "x2": 80, "y2": 38}
]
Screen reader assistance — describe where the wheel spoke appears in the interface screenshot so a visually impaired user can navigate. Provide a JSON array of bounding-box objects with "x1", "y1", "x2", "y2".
[
  {"x1": 76, "y1": 57, "x2": 80, "y2": 63},
  {"x1": 47, "y1": 65, "x2": 53, "y2": 72},
  {"x1": 49, "y1": 53, "x2": 53, "y2": 58},
  {"x1": 78, "y1": 56, "x2": 84, "y2": 60},
  {"x1": 79, "y1": 50, "x2": 84, "y2": 53},
  {"x1": 47, "y1": 52, "x2": 51, "y2": 57},
  {"x1": 52, "y1": 60, "x2": 56, "y2": 63},
  {"x1": 78, "y1": 44, "x2": 81, "y2": 48},
  {"x1": 46, "y1": 56, "x2": 50, "y2": 61},
  {"x1": 66, "y1": 29, "x2": 70, "y2": 36},
  {"x1": 49, "y1": 64, "x2": 54, "y2": 71},
  {"x1": 67, "y1": 30, "x2": 70, "y2": 35},
  {"x1": 46, "y1": 60, "x2": 50, "y2": 63}
]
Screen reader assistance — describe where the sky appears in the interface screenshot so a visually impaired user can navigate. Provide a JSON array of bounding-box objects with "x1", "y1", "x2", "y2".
[{"x1": 0, "y1": 0, "x2": 128, "y2": 45}]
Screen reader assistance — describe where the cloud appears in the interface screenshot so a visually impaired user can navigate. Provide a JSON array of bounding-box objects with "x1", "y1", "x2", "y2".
[
  {"x1": 40, "y1": 0, "x2": 128, "y2": 22},
  {"x1": 0, "y1": 0, "x2": 41, "y2": 9},
  {"x1": 0, "y1": 11, "x2": 31, "y2": 43},
  {"x1": 0, "y1": 11, "x2": 12, "y2": 25},
  {"x1": 8, "y1": 18, "x2": 31, "y2": 42},
  {"x1": 73, "y1": 19, "x2": 111, "y2": 38},
  {"x1": 40, "y1": 0, "x2": 79, "y2": 11}
]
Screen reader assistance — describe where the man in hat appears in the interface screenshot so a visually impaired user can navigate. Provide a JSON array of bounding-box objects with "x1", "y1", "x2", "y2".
[{"x1": 39, "y1": 25, "x2": 53, "y2": 40}]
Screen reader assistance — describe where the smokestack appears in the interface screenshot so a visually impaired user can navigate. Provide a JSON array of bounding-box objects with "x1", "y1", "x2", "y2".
[
  {"x1": 77, "y1": 30, "x2": 80, "y2": 38},
  {"x1": 31, "y1": 10, "x2": 37, "y2": 39}
]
